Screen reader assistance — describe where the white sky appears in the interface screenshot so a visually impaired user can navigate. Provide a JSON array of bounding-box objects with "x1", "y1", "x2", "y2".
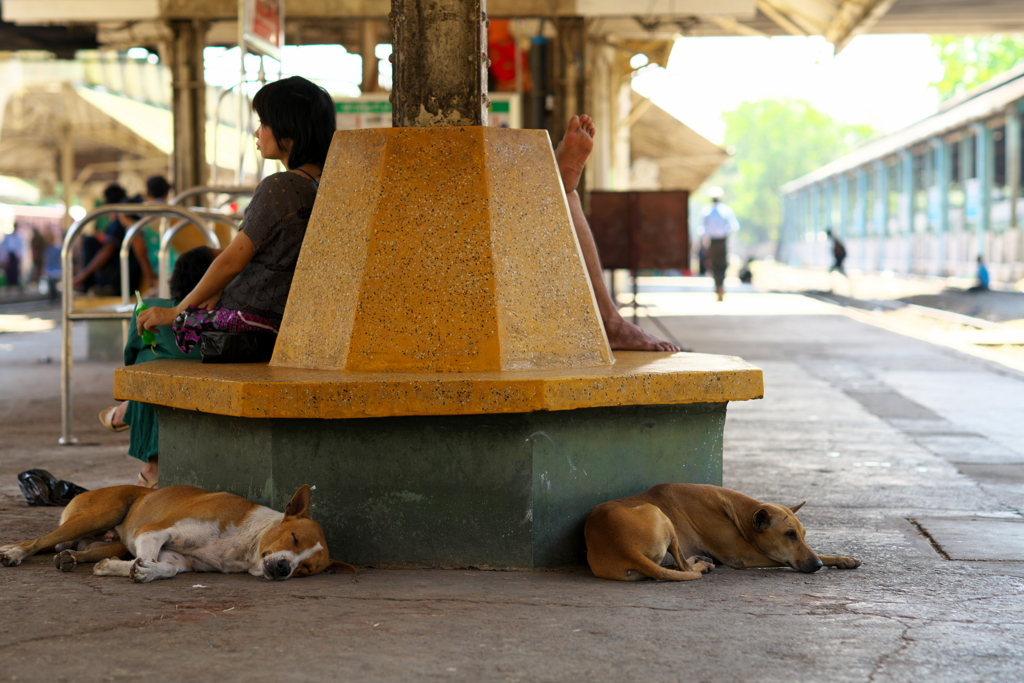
[
  {"x1": 632, "y1": 34, "x2": 945, "y2": 144},
  {"x1": 202, "y1": 33, "x2": 945, "y2": 145}
]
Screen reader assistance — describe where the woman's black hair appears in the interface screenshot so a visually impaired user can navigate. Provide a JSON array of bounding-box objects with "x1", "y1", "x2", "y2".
[
  {"x1": 252, "y1": 76, "x2": 336, "y2": 170},
  {"x1": 169, "y1": 246, "x2": 215, "y2": 302}
]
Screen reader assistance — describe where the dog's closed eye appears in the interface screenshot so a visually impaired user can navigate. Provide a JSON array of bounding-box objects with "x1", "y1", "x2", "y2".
[
  {"x1": 292, "y1": 533, "x2": 299, "y2": 546},
  {"x1": 785, "y1": 530, "x2": 798, "y2": 540}
]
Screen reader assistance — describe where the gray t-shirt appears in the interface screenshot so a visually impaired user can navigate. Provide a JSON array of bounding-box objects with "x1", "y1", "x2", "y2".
[{"x1": 218, "y1": 172, "x2": 318, "y2": 326}]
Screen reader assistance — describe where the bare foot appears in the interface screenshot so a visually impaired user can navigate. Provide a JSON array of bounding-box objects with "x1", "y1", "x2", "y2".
[
  {"x1": 554, "y1": 114, "x2": 595, "y2": 193},
  {"x1": 605, "y1": 316, "x2": 681, "y2": 352}
]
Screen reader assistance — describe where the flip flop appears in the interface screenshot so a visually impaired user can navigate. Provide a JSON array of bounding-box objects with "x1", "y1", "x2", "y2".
[
  {"x1": 135, "y1": 472, "x2": 158, "y2": 489},
  {"x1": 99, "y1": 406, "x2": 129, "y2": 432}
]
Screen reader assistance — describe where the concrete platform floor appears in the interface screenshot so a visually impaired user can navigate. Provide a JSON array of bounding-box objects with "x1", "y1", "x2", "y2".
[{"x1": 2, "y1": 295, "x2": 1024, "y2": 682}]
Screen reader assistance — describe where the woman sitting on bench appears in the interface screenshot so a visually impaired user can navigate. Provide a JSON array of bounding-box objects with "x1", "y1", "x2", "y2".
[
  {"x1": 137, "y1": 75, "x2": 334, "y2": 349},
  {"x1": 130, "y1": 75, "x2": 336, "y2": 487}
]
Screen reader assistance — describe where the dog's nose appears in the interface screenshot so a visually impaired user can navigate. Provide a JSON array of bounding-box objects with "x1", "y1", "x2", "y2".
[
  {"x1": 264, "y1": 558, "x2": 292, "y2": 580},
  {"x1": 800, "y1": 558, "x2": 824, "y2": 573}
]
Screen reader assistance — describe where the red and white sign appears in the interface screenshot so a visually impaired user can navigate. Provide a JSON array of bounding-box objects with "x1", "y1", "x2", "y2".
[{"x1": 242, "y1": 0, "x2": 283, "y2": 59}]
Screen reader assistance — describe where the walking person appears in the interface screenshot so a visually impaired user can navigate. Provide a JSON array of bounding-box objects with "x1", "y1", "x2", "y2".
[
  {"x1": 826, "y1": 228, "x2": 847, "y2": 276},
  {"x1": 701, "y1": 187, "x2": 739, "y2": 301}
]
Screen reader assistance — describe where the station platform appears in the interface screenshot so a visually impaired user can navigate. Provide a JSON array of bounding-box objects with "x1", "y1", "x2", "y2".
[{"x1": 2, "y1": 289, "x2": 1023, "y2": 681}]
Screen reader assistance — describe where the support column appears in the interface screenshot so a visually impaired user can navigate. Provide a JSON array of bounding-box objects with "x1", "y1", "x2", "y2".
[
  {"x1": 390, "y1": 0, "x2": 488, "y2": 127},
  {"x1": 838, "y1": 174, "x2": 849, "y2": 241},
  {"x1": 552, "y1": 17, "x2": 586, "y2": 143},
  {"x1": 59, "y1": 120, "x2": 74, "y2": 232},
  {"x1": 900, "y1": 149, "x2": 914, "y2": 275},
  {"x1": 1006, "y1": 104, "x2": 1021, "y2": 276},
  {"x1": 810, "y1": 184, "x2": 820, "y2": 267},
  {"x1": 361, "y1": 20, "x2": 380, "y2": 93},
  {"x1": 932, "y1": 137, "x2": 950, "y2": 275},
  {"x1": 973, "y1": 122, "x2": 992, "y2": 259},
  {"x1": 874, "y1": 160, "x2": 888, "y2": 272},
  {"x1": 168, "y1": 20, "x2": 209, "y2": 194},
  {"x1": 824, "y1": 180, "x2": 834, "y2": 231},
  {"x1": 854, "y1": 168, "x2": 867, "y2": 272}
]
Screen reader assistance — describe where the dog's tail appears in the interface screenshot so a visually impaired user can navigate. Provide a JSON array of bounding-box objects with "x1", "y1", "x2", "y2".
[{"x1": 630, "y1": 554, "x2": 706, "y2": 582}]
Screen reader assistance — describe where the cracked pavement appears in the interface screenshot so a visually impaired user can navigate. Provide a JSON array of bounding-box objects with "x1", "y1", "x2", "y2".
[{"x1": 2, "y1": 299, "x2": 1024, "y2": 682}]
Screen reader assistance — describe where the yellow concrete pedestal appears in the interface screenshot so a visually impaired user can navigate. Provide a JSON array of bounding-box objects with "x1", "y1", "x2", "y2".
[
  {"x1": 270, "y1": 126, "x2": 613, "y2": 373},
  {"x1": 113, "y1": 127, "x2": 766, "y2": 568}
]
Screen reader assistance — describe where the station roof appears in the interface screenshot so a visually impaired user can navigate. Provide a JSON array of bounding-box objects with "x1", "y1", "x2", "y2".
[
  {"x1": 781, "y1": 64, "x2": 1024, "y2": 194},
  {"x1": 629, "y1": 93, "x2": 729, "y2": 191},
  {"x1": 7, "y1": 0, "x2": 1024, "y2": 55}
]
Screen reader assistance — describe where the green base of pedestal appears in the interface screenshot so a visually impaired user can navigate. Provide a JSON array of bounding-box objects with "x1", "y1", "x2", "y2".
[{"x1": 157, "y1": 403, "x2": 725, "y2": 568}]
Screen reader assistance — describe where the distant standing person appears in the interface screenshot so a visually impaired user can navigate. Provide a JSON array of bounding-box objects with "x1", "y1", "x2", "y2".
[
  {"x1": 701, "y1": 186, "x2": 739, "y2": 301},
  {"x1": 968, "y1": 255, "x2": 990, "y2": 292},
  {"x1": 2, "y1": 224, "x2": 25, "y2": 289},
  {"x1": 826, "y1": 228, "x2": 847, "y2": 276}
]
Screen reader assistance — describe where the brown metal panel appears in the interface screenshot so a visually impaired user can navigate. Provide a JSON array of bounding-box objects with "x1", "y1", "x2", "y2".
[
  {"x1": 586, "y1": 190, "x2": 689, "y2": 272},
  {"x1": 634, "y1": 190, "x2": 689, "y2": 271},
  {"x1": 587, "y1": 191, "x2": 632, "y2": 270}
]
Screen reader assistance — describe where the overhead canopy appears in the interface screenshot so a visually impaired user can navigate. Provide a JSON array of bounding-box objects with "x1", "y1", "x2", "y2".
[
  {"x1": 629, "y1": 93, "x2": 729, "y2": 192},
  {"x1": 0, "y1": 84, "x2": 261, "y2": 191},
  {"x1": 12, "y1": 0, "x2": 1024, "y2": 54}
]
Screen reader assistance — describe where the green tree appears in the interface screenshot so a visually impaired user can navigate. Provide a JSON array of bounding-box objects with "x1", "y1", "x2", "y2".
[
  {"x1": 712, "y1": 98, "x2": 873, "y2": 244},
  {"x1": 930, "y1": 35, "x2": 1024, "y2": 101}
]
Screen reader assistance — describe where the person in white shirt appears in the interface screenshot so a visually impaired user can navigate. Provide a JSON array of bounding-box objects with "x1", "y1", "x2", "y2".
[{"x1": 701, "y1": 187, "x2": 739, "y2": 301}]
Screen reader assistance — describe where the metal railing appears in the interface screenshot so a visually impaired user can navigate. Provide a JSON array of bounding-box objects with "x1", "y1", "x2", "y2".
[
  {"x1": 169, "y1": 186, "x2": 255, "y2": 208},
  {"x1": 155, "y1": 209, "x2": 242, "y2": 298},
  {"x1": 60, "y1": 204, "x2": 217, "y2": 445}
]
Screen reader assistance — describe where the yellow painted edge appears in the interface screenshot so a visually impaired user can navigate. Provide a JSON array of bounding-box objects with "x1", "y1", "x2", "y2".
[{"x1": 114, "y1": 353, "x2": 764, "y2": 419}]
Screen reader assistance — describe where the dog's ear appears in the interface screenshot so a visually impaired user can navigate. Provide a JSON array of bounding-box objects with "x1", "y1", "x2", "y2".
[
  {"x1": 284, "y1": 485, "x2": 312, "y2": 519},
  {"x1": 789, "y1": 502, "x2": 806, "y2": 514},
  {"x1": 324, "y1": 560, "x2": 357, "y2": 575},
  {"x1": 752, "y1": 508, "x2": 772, "y2": 532}
]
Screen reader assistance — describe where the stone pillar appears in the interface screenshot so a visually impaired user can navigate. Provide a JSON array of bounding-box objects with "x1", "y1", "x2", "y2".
[
  {"x1": 389, "y1": 0, "x2": 488, "y2": 127},
  {"x1": 361, "y1": 19, "x2": 380, "y2": 93},
  {"x1": 1005, "y1": 105, "x2": 1020, "y2": 274},
  {"x1": 810, "y1": 184, "x2": 820, "y2": 267},
  {"x1": 552, "y1": 17, "x2": 586, "y2": 141},
  {"x1": 874, "y1": 160, "x2": 888, "y2": 272},
  {"x1": 973, "y1": 123, "x2": 992, "y2": 260},
  {"x1": 838, "y1": 174, "x2": 849, "y2": 242},
  {"x1": 168, "y1": 20, "x2": 209, "y2": 194},
  {"x1": 855, "y1": 168, "x2": 867, "y2": 272},
  {"x1": 900, "y1": 149, "x2": 914, "y2": 274},
  {"x1": 932, "y1": 137, "x2": 950, "y2": 275},
  {"x1": 60, "y1": 120, "x2": 74, "y2": 232}
]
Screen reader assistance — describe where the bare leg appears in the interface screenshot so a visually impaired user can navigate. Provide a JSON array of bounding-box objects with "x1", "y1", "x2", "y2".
[{"x1": 556, "y1": 116, "x2": 681, "y2": 352}]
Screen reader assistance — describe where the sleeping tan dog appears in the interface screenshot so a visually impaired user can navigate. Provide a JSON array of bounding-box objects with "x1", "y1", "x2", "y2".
[{"x1": 584, "y1": 483, "x2": 861, "y2": 581}]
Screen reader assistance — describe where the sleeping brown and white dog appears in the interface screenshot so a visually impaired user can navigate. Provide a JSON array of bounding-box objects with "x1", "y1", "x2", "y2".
[
  {"x1": 0, "y1": 483, "x2": 354, "y2": 582},
  {"x1": 585, "y1": 483, "x2": 861, "y2": 581}
]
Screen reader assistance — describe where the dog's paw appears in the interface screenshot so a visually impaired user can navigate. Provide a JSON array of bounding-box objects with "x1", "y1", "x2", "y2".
[
  {"x1": 0, "y1": 548, "x2": 25, "y2": 567},
  {"x1": 129, "y1": 558, "x2": 162, "y2": 583},
  {"x1": 93, "y1": 558, "x2": 130, "y2": 577},
  {"x1": 832, "y1": 556, "x2": 861, "y2": 569},
  {"x1": 54, "y1": 550, "x2": 77, "y2": 572},
  {"x1": 695, "y1": 556, "x2": 716, "y2": 571}
]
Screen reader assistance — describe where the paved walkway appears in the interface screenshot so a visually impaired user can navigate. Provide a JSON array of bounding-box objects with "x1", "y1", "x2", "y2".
[{"x1": 2, "y1": 294, "x2": 1024, "y2": 682}]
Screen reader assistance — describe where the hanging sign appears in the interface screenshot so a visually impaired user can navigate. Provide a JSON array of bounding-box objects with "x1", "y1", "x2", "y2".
[{"x1": 241, "y1": 0, "x2": 283, "y2": 60}]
